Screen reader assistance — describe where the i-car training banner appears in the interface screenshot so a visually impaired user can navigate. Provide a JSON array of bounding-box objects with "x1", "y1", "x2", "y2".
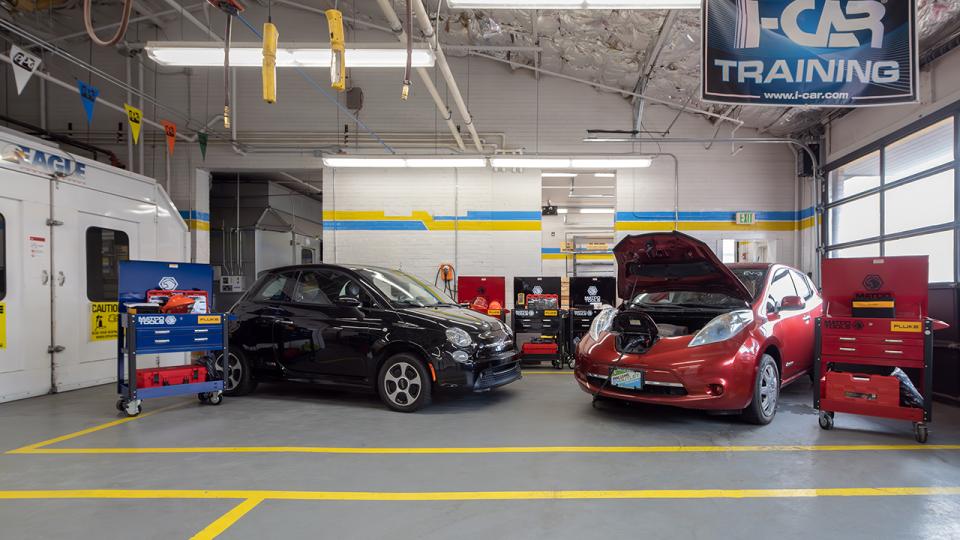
[{"x1": 702, "y1": 0, "x2": 918, "y2": 107}]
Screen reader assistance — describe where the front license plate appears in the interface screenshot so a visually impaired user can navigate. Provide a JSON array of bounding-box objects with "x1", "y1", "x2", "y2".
[{"x1": 610, "y1": 368, "x2": 644, "y2": 390}]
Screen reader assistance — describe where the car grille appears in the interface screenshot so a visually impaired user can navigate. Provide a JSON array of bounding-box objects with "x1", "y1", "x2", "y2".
[
  {"x1": 476, "y1": 362, "x2": 521, "y2": 389},
  {"x1": 586, "y1": 374, "x2": 688, "y2": 396}
]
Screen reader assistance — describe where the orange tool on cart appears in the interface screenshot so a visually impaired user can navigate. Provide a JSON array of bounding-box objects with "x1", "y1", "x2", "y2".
[{"x1": 815, "y1": 256, "x2": 949, "y2": 443}]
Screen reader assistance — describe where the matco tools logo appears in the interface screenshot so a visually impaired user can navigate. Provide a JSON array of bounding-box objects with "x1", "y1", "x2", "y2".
[
  {"x1": 736, "y1": 0, "x2": 885, "y2": 49},
  {"x1": 585, "y1": 285, "x2": 601, "y2": 304},
  {"x1": 862, "y1": 274, "x2": 884, "y2": 291}
]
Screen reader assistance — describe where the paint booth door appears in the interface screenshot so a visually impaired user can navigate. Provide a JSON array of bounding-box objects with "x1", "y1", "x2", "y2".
[
  {"x1": 50, "y1": 182, "x2": 142, "y2": 392},
  {"x1": 0, "y1": 181, "x2": 54, "y2": 402}
]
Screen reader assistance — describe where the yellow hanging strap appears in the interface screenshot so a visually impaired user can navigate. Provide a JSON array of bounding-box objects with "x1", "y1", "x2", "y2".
[
  {"x1": 262, "y1": 21, "x2": 278, "y2": 103},
  {"x1": 325, "y1": 9, "x2": 346, "y2": 92}
]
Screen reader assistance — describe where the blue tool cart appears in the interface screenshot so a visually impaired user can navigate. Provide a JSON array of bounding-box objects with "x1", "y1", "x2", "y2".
[{"x1": 116, "y1": 312, "x2": 230, "y2": 416}]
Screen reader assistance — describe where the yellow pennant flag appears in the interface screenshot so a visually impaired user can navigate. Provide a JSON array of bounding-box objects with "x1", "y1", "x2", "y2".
[{"x1": 124, "y1": 103, "x2": 143, "y2": 144}]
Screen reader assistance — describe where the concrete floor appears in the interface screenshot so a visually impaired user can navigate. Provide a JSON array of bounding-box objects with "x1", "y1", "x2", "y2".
[{"x1": 1, "y1": 371, "x2": 959, "y2": 539}]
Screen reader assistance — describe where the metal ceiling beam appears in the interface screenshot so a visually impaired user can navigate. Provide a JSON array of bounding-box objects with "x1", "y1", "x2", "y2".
[{"x1": 631, "y1": 10, "x2": 678, "y2": 130}]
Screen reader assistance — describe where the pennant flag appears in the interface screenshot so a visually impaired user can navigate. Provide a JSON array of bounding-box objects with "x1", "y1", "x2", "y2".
[
  {"x1": 124, "y1": 104, "x2": 143, "y2": 144},
  {"x1": 10, "y1": 45, "x2": 41, "y2": 95},
  {"x1": 161, "y1": 120, "x2": 176, "y2": 156},
  {"x1": 198, "y1": 132, "x2": 208, "y2": 160},
  {"x1": 77, "y1": 80, "x2": 99, "y2": 124}
]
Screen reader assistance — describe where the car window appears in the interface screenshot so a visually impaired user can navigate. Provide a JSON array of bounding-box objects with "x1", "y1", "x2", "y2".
[
  {"x1": 254, "y1": 273, "x2": 294, "y2": 302},
  {"x1": 766, "y1": 269, "x2": 798, "y2": 313},
  {"x1": 790, "y1": 270, "x2": 814, "y2": 300},
  {"x1": 731, "y1": 267, "x2": 768, "y2": 299},
  {"x1": 296, "y1": 269, "x2": 376, "y2": 307}
]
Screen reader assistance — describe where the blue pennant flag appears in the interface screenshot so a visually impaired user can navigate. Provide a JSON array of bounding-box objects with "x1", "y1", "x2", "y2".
[{"x1": 77, "y1": 80, "x2": 99, "y2": 124}]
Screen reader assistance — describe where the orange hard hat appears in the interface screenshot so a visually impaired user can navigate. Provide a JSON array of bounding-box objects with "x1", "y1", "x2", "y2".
[
  {"x1": 488, "y1": 300, "x2": 503, "y2": 310},
  {"x1": 161, "y1": 295, "x2": 196, "y2": 314}
]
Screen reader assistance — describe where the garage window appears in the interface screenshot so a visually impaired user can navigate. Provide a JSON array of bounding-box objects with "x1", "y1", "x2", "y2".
[
  {"x1": 825, "y1": 112, "x2": 959, "y2": 283},
  {"x1": 85, "y1": 227, "x2": 130, "y2": 302}
]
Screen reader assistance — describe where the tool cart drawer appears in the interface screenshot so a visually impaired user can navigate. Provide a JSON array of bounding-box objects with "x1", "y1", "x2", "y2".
[
  {"x1": 821, "y1": 336, "x2": 924, "y2": 361},
  {"x1": 824, "y1": 371, "x2": 900, "y2": 408},
  {"x1": 135, "y1": 326, "x2": 224, "y2": 351}
]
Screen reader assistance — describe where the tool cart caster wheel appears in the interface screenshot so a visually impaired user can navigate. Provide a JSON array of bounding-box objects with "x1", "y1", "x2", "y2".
[
  {"x1": 207, "y1": 392, "x2": 223, "y2": 406},
  {"x1": 567, "y1": 357, "x2": 577, "y2": 370},
  {"x1": 116, "y1": 399, "x2": 125, "y2": 412},
  {"x1": 914, "y1": 423, "x2": 929, "y2": 444},
  {"x1": 552, "y1": 359, "x2": 563, "y2": 370},
  {"x1": 122, "y1": 401, "x2": 141, "y2": 417},
  {"x1": 198, "y1": 393, "x2": 209, "y2": 403},
  {"x1": 818, "y1": 411, "x2": 834, "y2": 430}
]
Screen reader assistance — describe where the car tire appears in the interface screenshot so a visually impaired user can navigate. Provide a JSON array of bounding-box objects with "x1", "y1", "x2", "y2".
[
  {"x1": 218, "y1": 349, "x2": 257, "y2": 397},
  {"x1": 742, "y1": 354, "x2": 780, "y2": 425},
  {"x1": 378, "y1": 353, "x2": 432, "y2": 412}
]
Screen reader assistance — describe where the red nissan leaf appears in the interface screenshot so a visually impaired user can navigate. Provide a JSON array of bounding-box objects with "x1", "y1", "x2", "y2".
[{"x1": 574, "y1": 232, "x2": 822, "y2": 424}]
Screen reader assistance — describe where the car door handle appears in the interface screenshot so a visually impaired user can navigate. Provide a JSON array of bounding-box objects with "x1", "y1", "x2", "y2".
[{"x1": 277, "y1": 319, "x2": 296, "y2": 327}]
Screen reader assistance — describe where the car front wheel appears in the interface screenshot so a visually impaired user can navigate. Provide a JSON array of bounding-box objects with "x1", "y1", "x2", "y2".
[
  {"x1": 742, "y1": 354, "x2": 779, "y2": 425},
  {"x1": 378, "y1": 354, "x2": 432, "y2": 412},
  {"x1": 217, "y1": 349, "x2": 257, "y2": 396}
]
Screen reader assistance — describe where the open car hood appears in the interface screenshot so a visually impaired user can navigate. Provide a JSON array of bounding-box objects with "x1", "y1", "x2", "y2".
[{"x1": 614, "y1": 232, "x2": 753, "y2": 302}]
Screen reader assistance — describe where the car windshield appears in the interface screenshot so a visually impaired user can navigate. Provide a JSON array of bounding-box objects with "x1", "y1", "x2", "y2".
[
  {"x1": 631, "y1": 291, "x2": 746, "y2": 309},
  {"x1": 730, "y1": 267, "x2": 768, "y2": 299},
  {"x1": 355, "y1": 268, "x2": 455, "y2": 308}
]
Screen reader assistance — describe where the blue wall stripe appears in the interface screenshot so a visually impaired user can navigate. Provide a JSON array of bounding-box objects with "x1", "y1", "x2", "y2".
[
  {"x1": 324, "y1": 221, "x2": 428, "y2": 231},
  {"x1": 179, "y1": 210, "x2": 210, "y2": 222},
  {"x1": 432, "y1": 210, "x2": 542, "y2": 221},
  {"x1": 615, "y1": 207, "x2": 815, "y2": 222}
]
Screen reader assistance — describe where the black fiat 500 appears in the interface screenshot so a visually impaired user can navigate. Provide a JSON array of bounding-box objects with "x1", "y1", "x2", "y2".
[{"x1": 222, "y1": 264, "x2": 521, "y2": 411}]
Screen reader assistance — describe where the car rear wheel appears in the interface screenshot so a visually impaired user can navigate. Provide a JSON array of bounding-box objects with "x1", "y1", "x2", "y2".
[
  {"x1": 378, "y1": 354, "x2": 432, "y2": 412},
  {"x1": 742, "y1": 354, "x2": 779, "y2": 425},
  {"x1": 217, "y1": 349, "x2": 257, "y2": 396}
]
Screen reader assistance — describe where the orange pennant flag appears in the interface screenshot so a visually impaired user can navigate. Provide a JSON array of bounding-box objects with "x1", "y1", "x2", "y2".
[{"x1": 161, "y1": 120, "x2": 176, "y2": 156}]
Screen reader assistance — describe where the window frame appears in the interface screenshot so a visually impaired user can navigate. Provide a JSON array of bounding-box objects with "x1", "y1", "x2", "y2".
[
  {"x1": 0, "y1": 212, "x2": 5, "y2": 301},
  {"x1": 823, "y1": 106, "x2": 960, "y2": 284},
  {"x1": 85, "y1": 226, "x2": 130, "y2": 302}
]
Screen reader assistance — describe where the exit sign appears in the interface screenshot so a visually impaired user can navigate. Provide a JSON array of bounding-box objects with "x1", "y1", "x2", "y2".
[{"x1": 736, "y1": 211, "x2": 756, "y2": 225}]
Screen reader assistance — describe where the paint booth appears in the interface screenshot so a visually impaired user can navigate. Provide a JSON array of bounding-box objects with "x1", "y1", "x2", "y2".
[{"x1": 0, "y1": 127, "x2": 188, "y2": 403}]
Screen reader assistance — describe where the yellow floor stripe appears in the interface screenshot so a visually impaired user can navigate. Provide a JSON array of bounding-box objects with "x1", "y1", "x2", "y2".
[
  {"x1": 16, "y1": 444, "x2": 960, "y2": 455},
  {"x1": 191, "y1": 498, "x2": 264, "y2": 540},
  {"x1": 0, "y1": 487, "x2": 958, "y2": 502},
  {"x1": 6, "y1": 403, "x2": 186, "y2": 454}
]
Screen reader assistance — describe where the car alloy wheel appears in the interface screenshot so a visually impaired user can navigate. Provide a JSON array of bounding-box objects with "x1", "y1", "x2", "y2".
[
  {"x1": 383, "y1": 361, "x2": 422, "y2": 407},
  {"x1": 217, "y1": 352, "x2": 243, "y2": 393},
  {"x1": 758, "y1": 363, "x2": 779, "y2": 417}
]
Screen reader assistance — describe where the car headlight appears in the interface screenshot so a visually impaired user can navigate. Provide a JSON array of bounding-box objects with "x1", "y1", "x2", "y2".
[
  {"x1": 445, "y1": 327, "x2": 474, "y2": 348},
  {"x1": 688, "y1": 310, "x2": 754, "y2": 348},
  {"x1": 588, "y1": 308, "x2": 617, "y2": 341}
]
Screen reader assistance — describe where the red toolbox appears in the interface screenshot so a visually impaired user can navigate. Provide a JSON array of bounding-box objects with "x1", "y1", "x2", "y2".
[
  {"x1": 136, "y1": 365, "x2": 208, "y2": 388},
  {"x1": 815, "y1": 256, "x2": 949, "y2": 443},
  {"x1": 824, "y1": 371, "x2": 900, "y2": 408},
  {"x1": 522, "y1": 341, "x2": 559, "y2": 356}
]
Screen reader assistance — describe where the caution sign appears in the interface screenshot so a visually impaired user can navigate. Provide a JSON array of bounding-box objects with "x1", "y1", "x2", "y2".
[
  {"x1": 0, "y1": 302, "x2": 6, "y2": 349},
  {"x1": 90, "y1": 302, "x2": 119, "y2": 341}
]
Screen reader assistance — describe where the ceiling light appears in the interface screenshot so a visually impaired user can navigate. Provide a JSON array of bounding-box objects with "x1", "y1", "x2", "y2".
[
  {"x1": 491, "y1": 156, "x2": 652, "y2": 169},
  {"x1": 571, "y1": 158, "x2": 651, "y2": 168},
  {"x1": 446, "y1": 0, "x2": 700, "y2": 9},
  {"x1": 541, "y1": 172, "x2": 578, "y2": 178},
  {"x1": 145, "y1": 42, "x2": 435, "y2": 68},
  {"x1": 578, "y1": 208, "x2": 616, "y2": 214},
  {"x1": 594, "y1": 172, "x2": 616, "y2": 178},
  {"x1": 556, "y1": 208, "x2": 569, "y2": 214},
  {"x1": 322, "y1": 156, "x2": 487, "y2": 168}
]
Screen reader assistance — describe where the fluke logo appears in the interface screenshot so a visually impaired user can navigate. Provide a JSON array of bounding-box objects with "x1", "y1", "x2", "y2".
[{"x1": 736, "y1": 0, "x2": 886, "y2": 49}]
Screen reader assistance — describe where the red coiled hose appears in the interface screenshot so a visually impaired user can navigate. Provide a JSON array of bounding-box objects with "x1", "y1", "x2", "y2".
[{"x1": 83, "y1": 0, "x2": 135, "y2": 47}]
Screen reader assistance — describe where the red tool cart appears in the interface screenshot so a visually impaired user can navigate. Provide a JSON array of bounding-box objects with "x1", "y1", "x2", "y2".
[
  {"x1": 457, "y1": 276, "x2": 507, "y2": 322},
  {"x1": 815, "y1": 256, "x2": 948, "y2": 443}
]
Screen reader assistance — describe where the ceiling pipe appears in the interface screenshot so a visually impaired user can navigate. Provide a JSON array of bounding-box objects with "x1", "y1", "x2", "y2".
[
  {"x1": 411, "y1": 0, "x2": 485, "y2": 153},
  {"x1": 376, "y1": 0, "x2": 465, "y2": 152},
  {"x1": 278, "y1": 171, "x2": 322, "y2": 194},
  {"x1": 159, "y1": 0, "x2": 222, "y2": 41}
]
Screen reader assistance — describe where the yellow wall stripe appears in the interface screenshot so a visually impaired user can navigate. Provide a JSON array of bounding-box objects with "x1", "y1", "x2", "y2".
[
  {"x1": 191, "y1": 498, "x2": 264, "y2": 540},
  {"x1": 0, "y1": 487, "x2": 958, "y2": 502}
]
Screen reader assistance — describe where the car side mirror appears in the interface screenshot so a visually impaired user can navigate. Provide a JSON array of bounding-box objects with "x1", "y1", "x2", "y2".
[
  {"x1": 780, "y1": 295, "x2": 805, "y2": 311},
  {"x1": 336, "y1": 296, "x2": 362, "y2": 308}
]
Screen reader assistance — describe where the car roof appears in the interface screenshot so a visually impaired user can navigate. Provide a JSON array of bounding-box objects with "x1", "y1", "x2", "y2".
[{"x1": 265, "y1": 263, "x2": 398, "y2": 274}]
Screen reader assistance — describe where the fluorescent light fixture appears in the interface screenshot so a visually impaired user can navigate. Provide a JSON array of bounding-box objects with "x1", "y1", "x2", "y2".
[
  {"x1": 491, "y1": 156, "x2": 652, "y2": 169},
  {"x1": 322, "y1": 156, "x2": 486, "y2": 168},
  {"x1": 541, "y1": 172, "x2": 578, "y2": 178},
  {"x1": 594, "y1": 172, "x2": 616, "y2": 178},
  {"x1": 578, "y1": 208, "x2": 616, "y2": 214},
  {"x1": 145, "y1": 42, "x2": 435, "y2": 68},
  {"x1": 571, "y1": 158, "x2": 651, "y2": 168},
  {"x1": 556, "y1": 208, "x2": 569, "y2": 214},
  {"x1": 446, "y1": 0, "x2": 700, "y2": 9}
]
